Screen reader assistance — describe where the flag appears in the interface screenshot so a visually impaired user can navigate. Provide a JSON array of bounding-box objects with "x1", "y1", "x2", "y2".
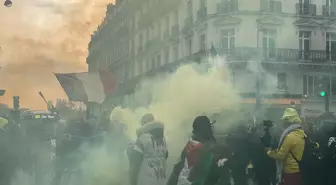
[
  {"x1": 55, "y1": 69, "x2": 117, "y2": 103},
  {"x1": 0, "y1": 89, "x2": 5, "y2": 96}
]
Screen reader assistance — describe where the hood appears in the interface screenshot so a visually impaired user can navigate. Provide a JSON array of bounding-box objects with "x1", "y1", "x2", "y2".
[
  {"x1": 136, "y1": 121, "x2": 164, "y2": 137},
  {"x1": 291, "y1": 128, "x2": 305, "y2": 139}
]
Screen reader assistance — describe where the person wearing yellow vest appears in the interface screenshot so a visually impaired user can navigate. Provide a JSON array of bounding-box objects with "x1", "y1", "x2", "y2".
[{"x1": 266, "y1": 108, "x2": 305, "y2": 185}]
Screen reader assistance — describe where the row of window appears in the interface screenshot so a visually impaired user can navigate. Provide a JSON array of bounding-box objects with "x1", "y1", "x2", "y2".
[
  {"x1": 109, "y1": 0, "x2": 336, "y2": 36},
  {"x1": 101, "y1": 0, "x2": 336, "y2": 64},
  {"x1": 303, "y1": 75, "x2": 336, "y2": 96}
]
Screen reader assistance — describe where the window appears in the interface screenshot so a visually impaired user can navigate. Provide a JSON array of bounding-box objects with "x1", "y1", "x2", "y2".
[
  {"x1": 158, "y1": 55, "x2": 162, "y2": 67},
  {"x1": 165, "y1": 16, "x2": 170, "y2": 31},
  {"x1": 326, "y1": 0, "x2": 336, "y2": 15},
  {"x1": 130, "y1": 39, "x2": 134, "y2": 56},
  {"x1": 231, "y1": 72, "x2": 235, "y2": 86},
  {"x1": 332, "y1": 77, "x2": 336, "y2": 95},
  {"x1": 307, "y1": 75, "x2": 314, "y2": 95},
  {"x1": 149, "y1": 58, "x2": 154, "y2": 71},
  {"x1": 303, "y1": 75, "x2": 332, "y2": 96},
  {"x1": 260, "y1": 0, "x2": 280, "y2": 12},
  {"x1": 326, "y1": 32, "x2": 336, "y2": 61},
  {"x1": 139, "y1": 34, "x2": 143, "y2": 52},
  {"x1": 200, "y1": 0, "x2": 206, "y2": 8},
  {"x1": 186, "y1": 39, "x2": 192, "y2": 55},
  {"x1": 173, "y1": 46, "x2": 179, "y2": 61},
  {"x1": 220, "y1": 29, "x2": 235, "y2": 52},
  {"x1": 174, "y1": 10, "x2": 179, "y2": 25},
  {"x1": 298, "y1": 0, "x2": 311, "y2": 15},
  {"x1": 262, "y1": 29, "x2": 276, "y2": 58},
  {"x1": 165, "y1": 50, "x2": 170, "y2": 64},
  {"x1": 187, "y1": 0, "x2": 193, "y2": 16},
  {"x1": 299, "y1": 31, "x2": 311, "y2": 60},
  {"x1": 199, "y1": 34, "x2": 206, "y2": 51},
  {"x1": 277, "y1": 72, "x2": 287, "y2": 90},
  {"x1": 146, "y1": 28, "x2": 150, "y2": 42},
  {"x1": 157, "y1": 21, "x2": 161, "y2": 38}
]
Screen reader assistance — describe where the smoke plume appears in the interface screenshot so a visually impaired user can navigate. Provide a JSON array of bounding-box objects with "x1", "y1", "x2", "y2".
[
  {"x1": 0, "y1": 0, "x2": 114, "y2": 109},
  {"x1": 110, "y1": 57, "x2": 243, "y2": 158}
]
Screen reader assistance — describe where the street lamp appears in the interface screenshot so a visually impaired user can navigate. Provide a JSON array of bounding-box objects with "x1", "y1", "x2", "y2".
[{"x1": 4, "y1": 0, "x2": 12, "y2": 7}]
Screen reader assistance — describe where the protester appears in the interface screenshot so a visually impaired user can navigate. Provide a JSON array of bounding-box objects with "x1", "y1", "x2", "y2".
[
  {"x1": 0, "y1": 117, "x2": 12, "y2": 184},
  {"x1": 228, "y1": 122, "x2": 250, "y2": 185},
  {"x1": 128, "y1": 113, "x2": 168, "y2": 185},
  {"x1": 323, "y1": 122, "x2": 336, "y2": 185},
  {"x1": 266, "y1": 108, "x2": 304, "y2": 185},
  {"x1": 167, "y1": 115, "x2": 224, "y2": 185}
]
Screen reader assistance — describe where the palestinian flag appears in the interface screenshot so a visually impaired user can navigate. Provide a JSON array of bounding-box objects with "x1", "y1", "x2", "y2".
[{"x1": 55, "y1": 69, "x2": 117, "y2": 103}]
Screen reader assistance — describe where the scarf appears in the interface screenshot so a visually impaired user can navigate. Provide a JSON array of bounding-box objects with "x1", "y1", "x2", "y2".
[{"x1": 276, "y1": 124, "x2": 302, "y2": 185}]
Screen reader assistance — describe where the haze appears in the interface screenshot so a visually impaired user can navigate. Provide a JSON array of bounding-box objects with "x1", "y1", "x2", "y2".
[{"x1": 0, "y1": 0, "x2": 113, "y2": 109}]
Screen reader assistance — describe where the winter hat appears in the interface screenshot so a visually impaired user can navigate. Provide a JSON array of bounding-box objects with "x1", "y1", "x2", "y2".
[
  {"x1": 281, "y1": 108, "x2": 301, "y2": 124},
  {"x1": 0, "y1": 117, "x2": 8, "y2": 130}
]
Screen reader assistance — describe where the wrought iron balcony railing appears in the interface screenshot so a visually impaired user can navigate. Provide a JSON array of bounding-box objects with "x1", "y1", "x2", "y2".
[
  {"x1": 322, "y1": 5, "x2": 336, "y2": 16},
  {"x1": 261, "y1": 1, "x2": 282, "y2": 13},
  {"x1": 217, "y1": 0, "x2": 238, "y2": 14},
  {"x1": 296, "y1": 3, "x2": 316, "y2": 16},
  {"x1": 216, "y1": 47, "x2": 329, "y2": 62}
]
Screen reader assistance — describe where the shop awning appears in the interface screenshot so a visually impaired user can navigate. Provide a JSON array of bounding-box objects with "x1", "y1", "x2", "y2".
[{"x1": 241, "y1": 98, "x2": 301, "y2": 105}]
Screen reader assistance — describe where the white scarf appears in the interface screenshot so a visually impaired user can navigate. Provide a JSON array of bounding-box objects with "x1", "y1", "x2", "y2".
[{"x1": 276, "y1": 124, "x2": 302, "y2": 185}]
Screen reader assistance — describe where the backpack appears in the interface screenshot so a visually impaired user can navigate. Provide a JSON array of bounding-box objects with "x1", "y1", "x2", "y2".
[{"x1": 290, "y1": 136, "x2": 323, "y2": 185}]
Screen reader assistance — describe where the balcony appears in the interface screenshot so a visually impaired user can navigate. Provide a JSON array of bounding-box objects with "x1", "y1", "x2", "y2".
[
  {"x1": 216, "y1": 47, "x2": 328, "y2": 62},
  {"x1": 197, "y1": 7, "x2": 207, "y2": 21},
  {"x1": 261, "y1": 1, "x2": 282, "y2": 13},
  {"x1": 322, "y1": 5, "x2": 336, "y2": 16},
  {"x1": 217, "y1": 0, "x2": 238, "y2": 14},
  {"x1": 296, "y1": 3, "x2": 316, "y2": 16},
  {"x1": 184, "y1": 16, "x2": 193, "y2": 30}
]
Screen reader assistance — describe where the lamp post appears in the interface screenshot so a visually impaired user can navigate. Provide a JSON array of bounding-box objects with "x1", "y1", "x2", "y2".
[{"x1": 255, "y1": 23, "x2": 263, "y2": 112}]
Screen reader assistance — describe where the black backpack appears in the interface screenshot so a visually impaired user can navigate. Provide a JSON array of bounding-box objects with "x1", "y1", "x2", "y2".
[{"x1": 290, "y1": 136, "x2": 323, "y2": 185}]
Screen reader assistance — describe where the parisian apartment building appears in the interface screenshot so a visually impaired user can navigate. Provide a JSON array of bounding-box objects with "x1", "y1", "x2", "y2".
[{"x1": 87, "y1": 0, "x2": 336, "y2": 117}]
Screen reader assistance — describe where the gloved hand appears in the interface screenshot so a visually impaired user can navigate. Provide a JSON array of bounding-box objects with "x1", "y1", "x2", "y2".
[{"x1": 217, "y1": 158, "x2": 228, "y2": 167}]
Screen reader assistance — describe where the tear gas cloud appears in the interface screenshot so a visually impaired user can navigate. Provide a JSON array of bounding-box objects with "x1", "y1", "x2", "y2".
[
  {"x1": 111, "y1": 57, "x2": 279, "y2": 156},
  {"x1": 111, "y1": 57, "x2": 243, "y2": 154},
  {"x1": 7, "y1": 57, "x2": 279, "y2": 185},
  {"x1": 0, "y1": 0, "x2": 113, "y2": 108}
]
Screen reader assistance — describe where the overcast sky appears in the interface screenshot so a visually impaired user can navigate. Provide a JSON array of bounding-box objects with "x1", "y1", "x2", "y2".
[{"x1": 0, "y1": 0, "x2": 113, "y2": 109}]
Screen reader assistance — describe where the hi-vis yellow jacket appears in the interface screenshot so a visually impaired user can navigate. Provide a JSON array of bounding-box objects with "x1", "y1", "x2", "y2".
[{"x1": 267, "y1": 129, "x2": 305, "y2": 173}]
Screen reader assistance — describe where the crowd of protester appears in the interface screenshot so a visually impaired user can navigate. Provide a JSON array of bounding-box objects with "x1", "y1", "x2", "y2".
[{"x1": 0, "y1": 107, "x2": 336, "y2": 185}]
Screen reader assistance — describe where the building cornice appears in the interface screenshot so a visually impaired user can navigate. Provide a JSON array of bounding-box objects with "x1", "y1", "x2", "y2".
[
  {"x1": 293, "y1": 18, "x2": 320, "y2": 28},
  {"x1": 257, "y1": 15, "x2": 284, "y2": 27},
  {"x1": 213, "y1": 15, "x2": 242, "y2": 27}
]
